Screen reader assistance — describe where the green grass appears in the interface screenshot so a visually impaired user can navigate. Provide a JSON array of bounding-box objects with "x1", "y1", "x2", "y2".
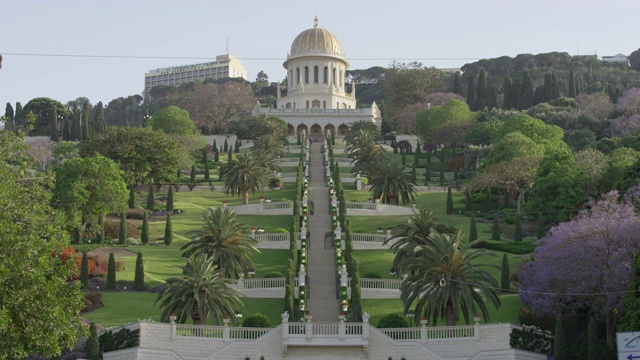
[
  {"x1": 362, "y1": 294, "x2": 522, "y2": 328},
  {"x1": 83, "y1": 292, "x2": 284, "y2": 328}
]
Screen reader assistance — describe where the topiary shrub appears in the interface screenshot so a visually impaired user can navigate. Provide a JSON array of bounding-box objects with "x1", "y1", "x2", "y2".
[
  {"x1": 264, "y1": 271, "x2": 284, "y2": 278},
  {"x1": 242, "y1": 313, "x2": 271, "y2": 328},
  {"x1": 376, "y1": 313, "x2": 408, "y2": 328}
]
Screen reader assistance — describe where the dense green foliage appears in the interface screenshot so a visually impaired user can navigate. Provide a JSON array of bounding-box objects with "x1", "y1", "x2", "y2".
[
  {"x1": 135, "y1": 252, "x2": 145, "y2": 291},
  {"x1": 107, "y1": 252, "x2": 116, "y2": 290}
]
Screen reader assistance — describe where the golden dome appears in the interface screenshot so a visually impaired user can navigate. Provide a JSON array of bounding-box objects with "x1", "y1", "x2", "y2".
[{"x1": 289, "y1": 16, "x2": 344, "y2": 58}]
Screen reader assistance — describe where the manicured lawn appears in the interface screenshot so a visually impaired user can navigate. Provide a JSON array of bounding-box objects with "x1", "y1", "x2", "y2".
[
  {"x1": 362, "y1": 294, "x2": 522, "y2": 328},
  {"x1": 83, "y1": 292, "x2": 285, "y2": 328}
]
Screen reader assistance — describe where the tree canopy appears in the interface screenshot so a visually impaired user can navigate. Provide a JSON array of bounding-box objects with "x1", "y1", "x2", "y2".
[
  {"x1": 151, "y1": 105, "x2": 196, "y2": 135},
  {"x1": 79, "y1": 126, "x2": 185, "y2": 185}
]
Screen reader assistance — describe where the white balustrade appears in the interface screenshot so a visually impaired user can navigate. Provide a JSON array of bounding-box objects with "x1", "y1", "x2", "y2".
[
  {"x1": 262, "y1": 202, "x2": 293, "y2": 210},
  {"x1": 359, "y1": 278, "x2": 402, "y2": 290},
  {"x1": 378, "y1": 328, "x2": 421, "y2": 341},
  {"x1": 346, "y1": 202, "x2": 377, "y2": 210},
  {"x1": 251, "y1": 233, "x2": 290, "y2": 242},
  {"x1": 230, "y1": 327, "x2": 272, "y2": 339},
  {"x1": 425, "y1": 325, "x2": 475, "y2": 339},
  {"x1": 351, "y1": 233, "x2": 390, "y2": 243},
  {"x1": 176, "y1": 324, "x2": 223, "y2": 338}
]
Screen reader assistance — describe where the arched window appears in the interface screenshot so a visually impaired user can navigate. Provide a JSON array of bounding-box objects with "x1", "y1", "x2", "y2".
[
  {"x1": 314, "y1": 66, "x2": 319, "y2": 84},
  {"x1": 304, "y1": 66, "x2": 309, "y2": 84},
  {"x1": 312, "y1": 100, "x2": 320, "y2": 108},
  {"x1": 306, "y1": 100, "x2": 309, "y2": 109},
  {"x1": 289, "y1": 70, "x2": 293, "y2": 87},
  {"x1": 296, "y1": 68, "x2": 300, "y2": 84},
  {"x1": 323, "y1": 66, "x2": 328, "y2": 84},
  {"x1": 286, "y1": 103, "x2": 291, "y2": 109}
]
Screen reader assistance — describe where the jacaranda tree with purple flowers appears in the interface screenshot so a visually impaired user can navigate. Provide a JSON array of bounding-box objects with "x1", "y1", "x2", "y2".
[{"x1": 520, "y1": 191, "x2": 640, "y2": 347}]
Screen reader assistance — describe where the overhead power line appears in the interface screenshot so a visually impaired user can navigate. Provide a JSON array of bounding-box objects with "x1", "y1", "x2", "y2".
[{"x1": 1, "y1": 52, "x2": 481, "y2": 62}]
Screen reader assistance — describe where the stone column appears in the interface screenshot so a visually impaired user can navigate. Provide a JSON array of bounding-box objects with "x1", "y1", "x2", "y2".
[
  {"x1": 362, "y1": 312, "x2": 370, "y2": 340},
  {"x1": 281, "y1": 311, "x2": 289, "y2": 340},
  {"x1": 223, "y1": 318, "x2": 230, "y2": 341},
  {"x1": 356, "y1": 174, "x2": 362, "y2": 190},
  {"x1": 169, "y1": 315, "x2": 177, "y2": 341},
  {"x1": 339, "y1": 317, "x2": 346, "y2": 340}
]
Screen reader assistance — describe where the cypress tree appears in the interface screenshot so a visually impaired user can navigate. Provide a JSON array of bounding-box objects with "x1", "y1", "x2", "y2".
[
  {"x1": 164, "y1": 213, "x2": 173, "y2": 246},
  {"x1": 351, "y1": 261, "x2": 363, "y2": 322},
  {"x1": 15, "y1": 102, "x2": 23, "y2": 124},
  {"x1": 96, "y1": 215, "x2": 104, "y2": 244},
  {"x1": 492, "y1": 216, "x2": 501, "y2": 241},
  {"x1": 453, "y1": 167, "x2": 459, "y2": 181},
  {"x1": 95, "y1": 101, "x2": 106, "y2": 132},
  {"x1": 146, "y1": 184, "x2": 155, "y2": 210},
  {"x1": 119, "y1": 212, "x2": 127, "y2": 244},
  {"x1": 212, "y1": 139, "x2": 218, "y2": 153},
  {"x1": 446, "y1": 187, "x2": 454, "y2": 215},
  {"x1": 521, "y1": 71, "x2": 535, "y2": 110},
  {"x1": 484, "y1": 189, "x2": 491, "y2": 211},
  {"x1": 134, "y1": 252, "x2": 145, "y2": 291},
  {"x1": 223, "y1": 138, "x2": 228, "y2": 152},
  {"x1": 401, "y1": 151, "x2": 406, "y2": 165},
  {"x1": 469, "y1": 215, "x2": 478, "y2": 242},
  {"x1": 501, "y1": 253, "x2": 510, "y2": 293},
  {"x1": 128, "y1": 186, "x2": 135, "y2": 209},
  {"x1": 511, "y1": 79, "x2": 522, "y2": 110},
  {"x1": 214, "y1": 147, "x2": 219, "y2": 162},
  {"x1": 63, "y1": 118, "x2": 71, "y2": 141},
  {"x1": 234, "y1": 139, "x2": 240, "y2": 153},
  {"x1": 489, "y1": 85, "x2": 498, "y2": 109},
  {"x1": 502, "y1": 76, "x2": 513, "y2": 110},
  {"x1": 554, "y1": 313, "x2": 566, "y2": 360},
  {"x1": 465, "y1": 191, "x2": 472, "y2": 211},
  {"x1": 475, "y1": 69, "x2": 489, "y2": 110},
  {"x1": 514, "y1": 214, "x2": 522, "y2": 242},
  {"x1": 85, "y1": 322, "x2": 100, "y2": 360},
  {"x1": 466, "y1": 74, "x2": 476, "y2": 111},
  {"x1": 534, "y1": 85, "x2": 545, "y2": 106},
  {"x1": 411, "y1": 162, "x2": 417, "y2": 183},
  {"x1": 190, "y1": 165, "x2": 196, "y2": 182},
  {"x1": 588, "y1": 315, "x2": 597, "y2": 360},
  {"x1": 543, "y1": 74, "x2": 553, "y2": 103},
  {"x1": 80, "y1": 252, "x2": 89, "y2": 289},
  {"x1": 166, "y1": 186, "x2": 174, "y2": 212},
  {"x1": 453, "y1": 72, "x2": 463, "y2": 96},
  {"x1": 51, "y1": 107, "x2": 59, "y2": 141},
  {"x1": 141, "y1": 212, "x2": 149, "y2": 245},
  {"x1": 203, "y1": 148, "x2": 210, "y2": 181},
  {"x1": 551, "y1": 72, "x2": 560, "y2": 100},
  {"x1": 536, "y1": 212, "x2": 545, "y2": 239},
  {"x1": 74, "y1": 226, "x2": 81, "y2": 244},
  {"x1": 228, "y1": 149, "x2": 233, "y2": 162},
  {"x1": 415, "y1": 141, "x2": 421, "y2": 155},
  {"x1": 568, "y1": 70, "x2": 576, "y2": 98},
  {"x1": 106, "y1": 252, "x2": 116, "y2": 290},
  {"x1": 331, "y1": 132, "x2": 335, "y2": 146},
  {"x1": 4, "y1": 102, "x2": 14, "y2": 123},
  {"x1": 439, "y1": 169, "x2": 445, "y2": 185}
]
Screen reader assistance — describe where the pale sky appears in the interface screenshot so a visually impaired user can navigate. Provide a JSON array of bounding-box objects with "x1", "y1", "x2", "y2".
[{"x1": 1, "y1": 0, "x2": 639, "y2": 108}]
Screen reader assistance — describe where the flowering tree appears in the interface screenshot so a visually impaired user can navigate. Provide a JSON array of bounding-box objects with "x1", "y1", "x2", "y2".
[
  {"x1": 616, "y1": 87, "x2": 640, "y2": 116},
  {"x1": 520, "y1": 191, "x2": 640, "y2": 346}
]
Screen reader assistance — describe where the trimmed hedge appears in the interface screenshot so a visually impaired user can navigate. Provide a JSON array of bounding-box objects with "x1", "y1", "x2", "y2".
[{"x1": 471, "y1": 240, "x2": 535, "y2": 254}]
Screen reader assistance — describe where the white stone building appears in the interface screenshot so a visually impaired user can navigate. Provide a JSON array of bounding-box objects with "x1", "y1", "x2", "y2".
[{"x1": 253, "y1": 17, "x2": 381, "y2": 140}]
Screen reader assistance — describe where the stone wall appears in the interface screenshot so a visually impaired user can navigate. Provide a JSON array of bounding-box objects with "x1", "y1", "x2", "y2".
[{"x1": 104, "y1": 322, "x2": 546, "y2": 360}]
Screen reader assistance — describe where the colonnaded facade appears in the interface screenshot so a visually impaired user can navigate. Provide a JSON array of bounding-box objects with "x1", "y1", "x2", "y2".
[{"x1": 252, "y1": 17, "x2": 381, "y2": 139}]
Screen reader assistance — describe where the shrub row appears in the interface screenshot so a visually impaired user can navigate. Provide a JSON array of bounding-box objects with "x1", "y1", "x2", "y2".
[{"x1": 471, "y1": 240, "x2": 535, "y2": 254}]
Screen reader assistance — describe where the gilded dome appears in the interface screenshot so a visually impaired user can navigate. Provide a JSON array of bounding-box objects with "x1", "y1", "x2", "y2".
[{"x1": 289, "y1": 17, "x2": 344, "y2": 58}]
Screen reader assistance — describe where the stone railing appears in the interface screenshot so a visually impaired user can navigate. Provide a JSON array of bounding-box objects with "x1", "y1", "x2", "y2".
[
  {"x1": 282, "y1": 320, "x2": 369, "y2": 347},
  {"x1": 346, "y1": 202, "x2": 377, "y2": 210},
  {"x1": 360, "y1": 278, "x2": 402, "y2": 290},
  {"x1": 376, "y1": 324, "x2": 477, "y2": 342},
  {"x1": 231, "y1": 278, "x2": 300, "y2": 298},
  {"x1": 263, "y1": 201, "x2": 293, "y2": 210},
  {"x1": 352, "y1": 233, "x2": 390, "y2": 243},
  {"x1": 251, "y1": 233, "x2": 289, "y2": 242},
  {"x1": 175, "y1": 323, "x2": 272, "y2": 340}
]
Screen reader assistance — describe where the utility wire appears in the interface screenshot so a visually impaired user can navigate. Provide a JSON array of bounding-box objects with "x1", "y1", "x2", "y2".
[{"x1": 0, "y1": 52, "x2": 480, "y2": 62}]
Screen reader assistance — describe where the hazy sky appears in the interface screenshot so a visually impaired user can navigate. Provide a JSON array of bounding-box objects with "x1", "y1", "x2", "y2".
[{"x1": 1, "y1": 0, "x2": 639, "y2": 108}]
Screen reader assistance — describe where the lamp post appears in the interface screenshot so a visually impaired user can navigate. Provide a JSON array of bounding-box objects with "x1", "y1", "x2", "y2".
[{"x1": 143, "y1": 114, "x2": 151, "y2": 128}]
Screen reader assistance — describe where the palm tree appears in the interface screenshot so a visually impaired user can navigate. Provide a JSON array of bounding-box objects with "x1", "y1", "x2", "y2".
[
  {"x1": 156, "y1": 253, "x2": 243, "y2": 325},
  {"x1": 384, "y1": 208, "x2": 458, "y2": 274},
  {"x1": 182, "y1": 207, "x2": 259, "y2": 278},
  {"x1": 251, "y1": 148, "x2": 281, "y2": 174},
  {"x1": 222, "y1": 153, "x2": 269, "y2": 204},
  {"x1": 253, "y1": 134, "x2": 284, "y2": 158},
  {"x1": 400, "y1": 231, "x2": 501, "y2": 326},
  {"x1": 368, "y1": 162, "x2": 417, "y2": 205}
]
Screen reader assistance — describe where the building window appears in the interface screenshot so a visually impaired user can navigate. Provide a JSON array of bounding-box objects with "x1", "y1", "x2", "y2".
[
  {"x1": 290, "y1": 70, "x2": 293, "y2": 87},
  {"x1": 332, "y1": 68, "x2": 336, "y2": 86},
  {"x1": 323, "y1": 66, "x2": 328, "y2": 84},
  {"x1": 286, "y1": 103, "x2": 292, "y2": 109},
  {"x1": 314, "y1": 66, "x2": 319, "y2": 84},
  {"x1": 296, "y1": 68, "x2": 300, "y2": 84},
  {"x1": 306, "y1": 101, "x2": 309, "y2": 109},
  {"x1": 304, "y1": 66, "x2": 309, "y2": 84},
  {"x1": 312, "y1": 100, "x2": 320, "y2": 108},
  {"x1": 323, "y1": 101, "x2": 326, "y2": 109}
]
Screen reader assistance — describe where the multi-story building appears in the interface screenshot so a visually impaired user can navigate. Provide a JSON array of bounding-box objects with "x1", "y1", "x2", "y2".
[
  {"x1": 144, "y1": 54, "x2": 247, "y2": 97},
  {"x1": 602, "y1": 53, "x2": 630, "y2": 66}
]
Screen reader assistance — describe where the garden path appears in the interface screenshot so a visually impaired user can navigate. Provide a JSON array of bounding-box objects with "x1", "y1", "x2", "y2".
[{"x1": 305, "y1": 141, "x2": 339, "y2": 322}]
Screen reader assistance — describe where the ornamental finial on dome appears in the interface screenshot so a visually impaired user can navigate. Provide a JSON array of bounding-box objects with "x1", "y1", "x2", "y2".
[{"x1": 314, "y1": 15, "x2": 318, "y2": 28}]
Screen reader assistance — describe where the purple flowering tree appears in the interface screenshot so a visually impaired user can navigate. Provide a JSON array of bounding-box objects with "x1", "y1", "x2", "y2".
[
  {"x1": 616, "y1": 87, "x2": 640, "y2": 116},
  {"x1": 611, "y1": 114, "x2": 640, "y2": 137},
  {"x1": 520, "y1": 191, "x2": 640, "y2": 346}
]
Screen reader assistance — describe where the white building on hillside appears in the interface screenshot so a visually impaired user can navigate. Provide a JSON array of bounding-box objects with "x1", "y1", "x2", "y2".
[{"x1": 253, "y1": 17, "x2": 381, "y2": 140}]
